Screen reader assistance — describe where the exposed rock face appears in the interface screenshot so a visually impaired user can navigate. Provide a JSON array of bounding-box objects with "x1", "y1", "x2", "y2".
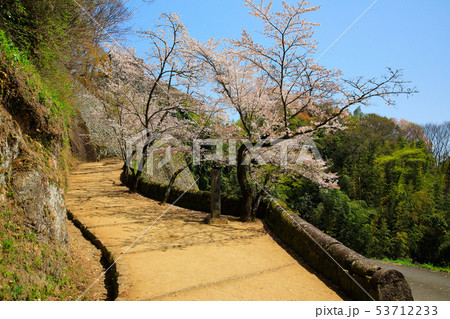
[
  {"x1": 69, "y1": 113, "x2": 97, "y2": 162},
  {"x1": 12, "y1": 170, "x2": 68, "y2": 243},
  {"x1": 0, "y1": 114, "x2": 20, "y2": 203},
  {"x1": 0, "y1": 104, "x2": 68, "y2": 245},
  {"x1": 71, "y1": 81, "x2": 122, "y2": 158}
]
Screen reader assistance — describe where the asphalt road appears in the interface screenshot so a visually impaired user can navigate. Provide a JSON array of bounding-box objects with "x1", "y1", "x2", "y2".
[{"x1": 371, "y1": 260, "x2": 450, "y2": 301}]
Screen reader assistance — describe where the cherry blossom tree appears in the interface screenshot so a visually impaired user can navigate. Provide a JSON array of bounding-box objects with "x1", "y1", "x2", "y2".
[
  {"x1": 191, "y1": 0, "x2": 416, "y2": 221},
  {"x1": 94, "y1": 13, "x2": 222, "y2": 190},
  {"x1": 395, "y1": 118, "x2": 425, "y2": 143}
]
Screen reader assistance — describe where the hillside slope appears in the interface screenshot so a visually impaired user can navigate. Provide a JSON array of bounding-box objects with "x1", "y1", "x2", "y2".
[{"x1": 0, "y1": 31, "x2": 102, "y2": 300}]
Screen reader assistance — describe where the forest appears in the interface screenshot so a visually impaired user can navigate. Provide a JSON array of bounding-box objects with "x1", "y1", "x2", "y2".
[
  {"x1": 277, "y1": 113, "x2": 449, "y2": 266},
  {"x1": 0, "y1": 1, "x2": 448, "y2": 304}
]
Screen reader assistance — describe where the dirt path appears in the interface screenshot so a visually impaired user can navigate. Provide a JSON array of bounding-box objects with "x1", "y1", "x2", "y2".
[{"x1": 66, "y1": 159, "x2": 343, "y2": 301}]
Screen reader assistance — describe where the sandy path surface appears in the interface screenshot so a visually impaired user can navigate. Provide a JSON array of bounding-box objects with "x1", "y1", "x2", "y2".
[{"x1": 66, "y1": 159, "x2": 343, "y2": 301}]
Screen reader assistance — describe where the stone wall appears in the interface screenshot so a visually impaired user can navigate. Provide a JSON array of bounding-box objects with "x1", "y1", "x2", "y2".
[
  {"x1": 122, "y1": 171, "x2": 236, "y2": 212},
  {"x1": 121, "y1": 171, "x2": 414, "y2": 301},
  {"x1": 260, "y1": 199, "x2": 413, "y2": 301}
]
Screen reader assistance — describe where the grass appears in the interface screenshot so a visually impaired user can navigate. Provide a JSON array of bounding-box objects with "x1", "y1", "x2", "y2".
[
  {"x1": 0, "y1": 206, "x2": 84, "y2": 300},
  {"x1": 377, "y1": 258, "x2": 450, "y2": 273},
  {"x1": 0, "y1": 29, "x2": 74, "y2": 128}
]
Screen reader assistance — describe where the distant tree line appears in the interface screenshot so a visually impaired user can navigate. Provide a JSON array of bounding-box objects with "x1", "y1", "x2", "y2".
[{"x1": 274, "y1": 112, "x2": 449, "y2": 266}]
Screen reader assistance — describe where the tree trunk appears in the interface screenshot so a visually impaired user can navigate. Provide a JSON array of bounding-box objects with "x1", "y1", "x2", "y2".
[
  {"x1": 160, "y1": 164, "x2": 189, "y2": 205},
  {"x1": 121, "y1": 164, "x2": 131, "y2": 185},
  {"x1": 237, "y1": 144, "x2": 253, "y2": 222},
  {"x1": 121, "y1": 148, "x2": 136, "y2": 186},
  {"x1": 210, "y1": 167, "x2": 221, "y2": 219},
  {"x1": 251, "y1": 173, "x2": 270, "y2": 219},
  {"x1": 130, "y1": 133, "x2": 153, "y2": 192},
  {"x1": 130, "y1": 154, "x2": 144, "y2": 192}
]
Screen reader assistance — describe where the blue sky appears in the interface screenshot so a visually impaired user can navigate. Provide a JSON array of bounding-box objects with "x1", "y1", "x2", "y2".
[{"x1": 126, "y1": 0, "x2": 450, "y2": 125}]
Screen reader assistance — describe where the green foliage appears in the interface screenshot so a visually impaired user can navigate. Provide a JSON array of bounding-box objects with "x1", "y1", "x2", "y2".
[
  {"x1": 1, "y1": 1, "x2": 77, "y2": 67},
  {"x1": 0, "y1": 29, "x2": 74, "y2": 124},
  {"x1": 0, "y1": 0, "x2": 131, "y2": 86},
  {"x1": 0, "y1": 205, "x2": 82, "y2": 300},
  {"x1": 308, "y1": 189, "x2": 374, "y2": 255},
  {"x1": 280, "y1": 112, "x2": 449, "y2": 267},
  {"x1": 312, "y1": 189, "x2": 350, "y2": 238},
  {"x1": 0, "y1": 2, "x2": 109, "y2": 299},
  {"x1": 341, "y1": 201, "x2": 374, "y2": 255},
  {"x1": 276, "y1": 174, "x2": 321, "y2": 220},
  {"x1": 1, "y1": 210, "x2": 12, "y2": 218},
  {"x1": 2, "y1": 239, "x2": 14, "y2": 253},
  {"x1": 192, "y1": 161, "x2": 241, "y2": 196}
]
